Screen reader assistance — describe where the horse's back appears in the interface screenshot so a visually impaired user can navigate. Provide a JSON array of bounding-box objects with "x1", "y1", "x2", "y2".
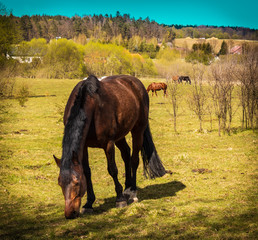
[
  {"x1": 90, "y1": 75, "x2": 149, "y2": 145},
  {"x1": 100, "y1": 75, "x2": 149, "y2": 119},
  {"x1": 102, "y1": 75, "x2": 147, "y2": 96}
]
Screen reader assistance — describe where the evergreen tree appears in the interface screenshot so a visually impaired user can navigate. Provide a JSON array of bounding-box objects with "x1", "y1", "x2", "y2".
[
  {"x1": 219, "y1": 40, "x2": 228, "y2": 55},
  {"x1": 0, "y1": 3, "x2": 21, "y2": 61}
]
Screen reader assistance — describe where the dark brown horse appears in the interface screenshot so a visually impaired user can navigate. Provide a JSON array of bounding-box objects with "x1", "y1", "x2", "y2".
[
  {"x1": 147, "y1": 82, "x2": 167, "y2": 96},
  {"x1": 178, "y1": 76, "x2": 191, "y2": 84},
  {"x1": 54, "y1": 75, "x2": 166, "y2": 219}
]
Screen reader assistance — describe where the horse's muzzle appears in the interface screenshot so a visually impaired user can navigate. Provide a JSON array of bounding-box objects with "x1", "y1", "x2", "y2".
[{"x1": 65, "y1": 210, "x2": 79, "y2": 219}]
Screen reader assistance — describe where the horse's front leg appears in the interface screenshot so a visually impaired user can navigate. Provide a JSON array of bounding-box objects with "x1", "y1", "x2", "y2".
[
  {"x1": 105, "y1": 141, "x2": 127, "y2": 208},
  {"x1": 81, "y1": 147, "x2": 96, "y2": 214}
]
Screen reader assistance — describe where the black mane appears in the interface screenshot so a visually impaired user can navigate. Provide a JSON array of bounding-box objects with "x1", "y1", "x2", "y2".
[{"x1": 61, "y1": 75, "x2": 99, "y2": 168}]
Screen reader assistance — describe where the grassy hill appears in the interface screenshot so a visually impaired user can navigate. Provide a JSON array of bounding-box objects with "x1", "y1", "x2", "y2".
[
  {"x1": 0, "y1": 77, "x2": 257, "y2": 239},
  {"x1": 174, "y1": 37, "x2": 258, "y2": 53}
]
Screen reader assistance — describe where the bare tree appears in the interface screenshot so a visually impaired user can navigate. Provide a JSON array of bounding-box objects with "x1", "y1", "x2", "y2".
[
  {"x1": 210, "y1": 59, "x2": 235, "y2": 136},
  {"x1": 166, "y1": 77, "x2": 180, "y2": 133},
  {"x1": 236, "y1": 43, "x2": 258, "y2": 131},
  {"x1": 188, "y1": 64, "x2": 206, "y2": 132},
  {"x1": 206, "y1": 101, "x2": 213, "y2": 131}
]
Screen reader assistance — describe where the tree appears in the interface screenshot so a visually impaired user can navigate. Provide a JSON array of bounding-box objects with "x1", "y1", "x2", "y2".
[
  {"x1": 210, "y1": 60, "x2": 236, "y2": 135},
  {"x1": 218, "y1": 40, "x2": 228, "y2": 55},
  {"x1": 186, "y1": 43, "x2": 214, "y2": 65},
  {"x1": 166, "y1": 78, "x2": 180, "y2": 133},
  {"x1": 188, "y1": 65, "x2": 207, "y2": 132},
  {"x1": 236, "y1": 43, "x2": 258, "y2": 130},
  {"x1": 0, "y1": 3, "x2": 21, "y2": 61},
  {"x1": 0, "y1": 2, "x2": 22, "y2": 133},
  {"x1": 43, "y1": 38, "x2": 84, "y2": 78},
  {"x1": 28, "y1": 38, "x2": 48, "y2": 56},
  {"x1": 0, "y1": 2, "x2": 21, "y2": 95}
]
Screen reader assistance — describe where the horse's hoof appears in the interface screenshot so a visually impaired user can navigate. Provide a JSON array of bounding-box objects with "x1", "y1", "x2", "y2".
[
  {"x1": 123, "y1": 188, "x2": 131, "y2": 200},
  {"x1": 128, "y1": 197, "x2": 138, "y2": 205},
  {"x1": 116, "y1": 201, "x2": 127, "y2": 208},
  {"x1": 123, "y1": 188, "x2": 138, "y2": 204},
  {"x1": 81, "y1": 207, "x2": 94, "y2": 214}
]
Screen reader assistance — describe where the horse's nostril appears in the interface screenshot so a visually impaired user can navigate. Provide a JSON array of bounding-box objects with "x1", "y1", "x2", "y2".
[
  {"x1": 65, "y1": 211, "x2": 78, "y2": 219},
  {"x1": 72, "y1": 211, "x2": 79, "y2": 218}
]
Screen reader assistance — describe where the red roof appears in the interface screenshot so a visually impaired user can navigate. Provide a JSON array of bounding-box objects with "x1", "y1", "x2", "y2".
[{"x1": 230, "y1": 45, "x2": 242, "y2": 54}]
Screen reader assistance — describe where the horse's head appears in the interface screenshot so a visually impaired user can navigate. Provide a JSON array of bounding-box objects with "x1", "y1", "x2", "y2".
[
  {"x1": 54, "y1": 153, "x2": 86, "y2": 219},
  {"x1": 147, "y1": 83, "x2": 154, "y2": 93}
]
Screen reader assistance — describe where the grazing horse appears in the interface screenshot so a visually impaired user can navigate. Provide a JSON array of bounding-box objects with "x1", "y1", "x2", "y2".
[
  {"x1": 178, "y1": 76, "x2": 191, "y2": 84},
  {"x1": 172, "y1": 75, "x2": 179, "y2": 82},
  {"x1": 54, "y1": 75, "x2": 166, "y2": 219},
  {"x1": 147, "y1": 82, "x2": 167, "y2": 96}
]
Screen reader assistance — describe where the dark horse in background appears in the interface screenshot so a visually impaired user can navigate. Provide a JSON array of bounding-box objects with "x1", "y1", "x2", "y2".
[
  {"x1": 178, "y1": 76, "x2": 191, "y2": 84},
  {"x1": 54, "y1": 75, "x2": 166, "y2": 219},
  {"x1": 147, "y1": 82, "x2": 167, "y2": 96}
]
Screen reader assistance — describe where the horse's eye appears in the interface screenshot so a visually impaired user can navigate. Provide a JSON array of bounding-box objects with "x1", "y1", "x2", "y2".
[{"x1": 72, "y1": 175, "x2": 79, "y2": 185}]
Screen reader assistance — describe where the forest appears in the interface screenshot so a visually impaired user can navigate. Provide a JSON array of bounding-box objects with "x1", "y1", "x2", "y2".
[{"x1": 13, "y1": 12, "x2": 258, "y2": 42}]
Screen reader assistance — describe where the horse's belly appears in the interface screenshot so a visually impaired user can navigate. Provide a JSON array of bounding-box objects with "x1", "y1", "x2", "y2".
[{"x1": 85, "y1": 111, "x2": 137, "y2": 148}]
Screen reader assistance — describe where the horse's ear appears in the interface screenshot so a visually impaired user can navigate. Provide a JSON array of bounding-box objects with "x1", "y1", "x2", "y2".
[{"x1": 53, "y1": 155, "x2": 61, "y2": 168}]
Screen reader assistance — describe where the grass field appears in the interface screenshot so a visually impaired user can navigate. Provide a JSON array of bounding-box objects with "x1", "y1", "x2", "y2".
[{"x1": 0, "y1": 77, "x2": 257, "y2": 239}]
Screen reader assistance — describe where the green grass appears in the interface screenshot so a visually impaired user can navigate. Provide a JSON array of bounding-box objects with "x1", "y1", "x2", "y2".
[{"x1": 0, "y1": 77, "x2": 257, "y2": 239}]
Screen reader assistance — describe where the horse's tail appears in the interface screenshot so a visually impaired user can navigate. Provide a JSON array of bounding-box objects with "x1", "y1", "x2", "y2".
[{"x1": 141, "y1": 123, "x2": 166, "y2": 178}]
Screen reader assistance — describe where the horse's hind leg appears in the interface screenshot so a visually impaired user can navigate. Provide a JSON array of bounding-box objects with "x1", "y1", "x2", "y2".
[
  {"x1": 81, "y1": 147, "x2": 95, "y2": 214},
  {"x1": 127, "y1": 129, "x2": 144, "y2": 204},
  {"x1": 115, "y1": 138, "x2": 131, "y2": 190},
  {"x1": 105, "y1": 141, "x2": 127, "y2": 208}
]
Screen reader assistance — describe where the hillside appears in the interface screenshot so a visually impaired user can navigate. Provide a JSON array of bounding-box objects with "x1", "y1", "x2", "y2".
[{"x1": 174, "y1": 37, "x2": 257, "y2": 53}]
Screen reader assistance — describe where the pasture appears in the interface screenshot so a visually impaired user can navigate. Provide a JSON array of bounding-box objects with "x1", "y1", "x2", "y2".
[{"x1": 0, "y1": 77, "x2": 257, "y2": 239}]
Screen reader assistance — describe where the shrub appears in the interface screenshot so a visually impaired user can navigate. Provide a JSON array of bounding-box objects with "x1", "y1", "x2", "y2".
[
  {"x1": 186, "y1": 43, "x2": 214, "y2": 65},
  {"x1": 16, "y1": 83, "x2": 30, "y2": 107},
  {"x1": 185, "y1": 50, "x2": 214, "y2": 65},
  {"x1": 43, "y1": 39, "x2": 84, "y2": 78}
]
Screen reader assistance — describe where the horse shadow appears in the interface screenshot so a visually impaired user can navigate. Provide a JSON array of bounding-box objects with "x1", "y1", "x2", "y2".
[{"x1": 91, "y1": 180, "x2": 186, "y2": 214}]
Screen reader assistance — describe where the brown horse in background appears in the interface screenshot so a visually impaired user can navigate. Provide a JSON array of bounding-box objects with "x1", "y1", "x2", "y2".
[
  {"x1": 172, "y1": 75, "x2": 191, "y2": 84},
  {"x1": 172, "y1": 76, "x2": 179, "y2": 82},
  {"x1": 147, "y1": 82, "x2": 167, "y2": 96},
  {"x1": 54, "y1": 75, "x2": 166, "y2": 219}
]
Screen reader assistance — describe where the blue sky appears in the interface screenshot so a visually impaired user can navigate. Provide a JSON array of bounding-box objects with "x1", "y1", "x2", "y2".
[{"x1": 1, "y1": 0, "x2": 258, "y2": 29}]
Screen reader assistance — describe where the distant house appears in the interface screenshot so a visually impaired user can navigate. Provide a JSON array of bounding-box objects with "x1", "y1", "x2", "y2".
[
  {"x1": 157, "y1": 42, "x2": 173, "y2": 48},
  {"x1": 230, "y1": 45, "x2": 242, "y2": 55},
  {"x1": 6, "y1": 54, "x2": 42, "y2": 63}
]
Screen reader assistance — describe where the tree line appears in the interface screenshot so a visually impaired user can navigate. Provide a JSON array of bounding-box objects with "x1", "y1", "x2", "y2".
[{"x1": 5, "y1": 11, "x2": 258, "y2": 45}]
